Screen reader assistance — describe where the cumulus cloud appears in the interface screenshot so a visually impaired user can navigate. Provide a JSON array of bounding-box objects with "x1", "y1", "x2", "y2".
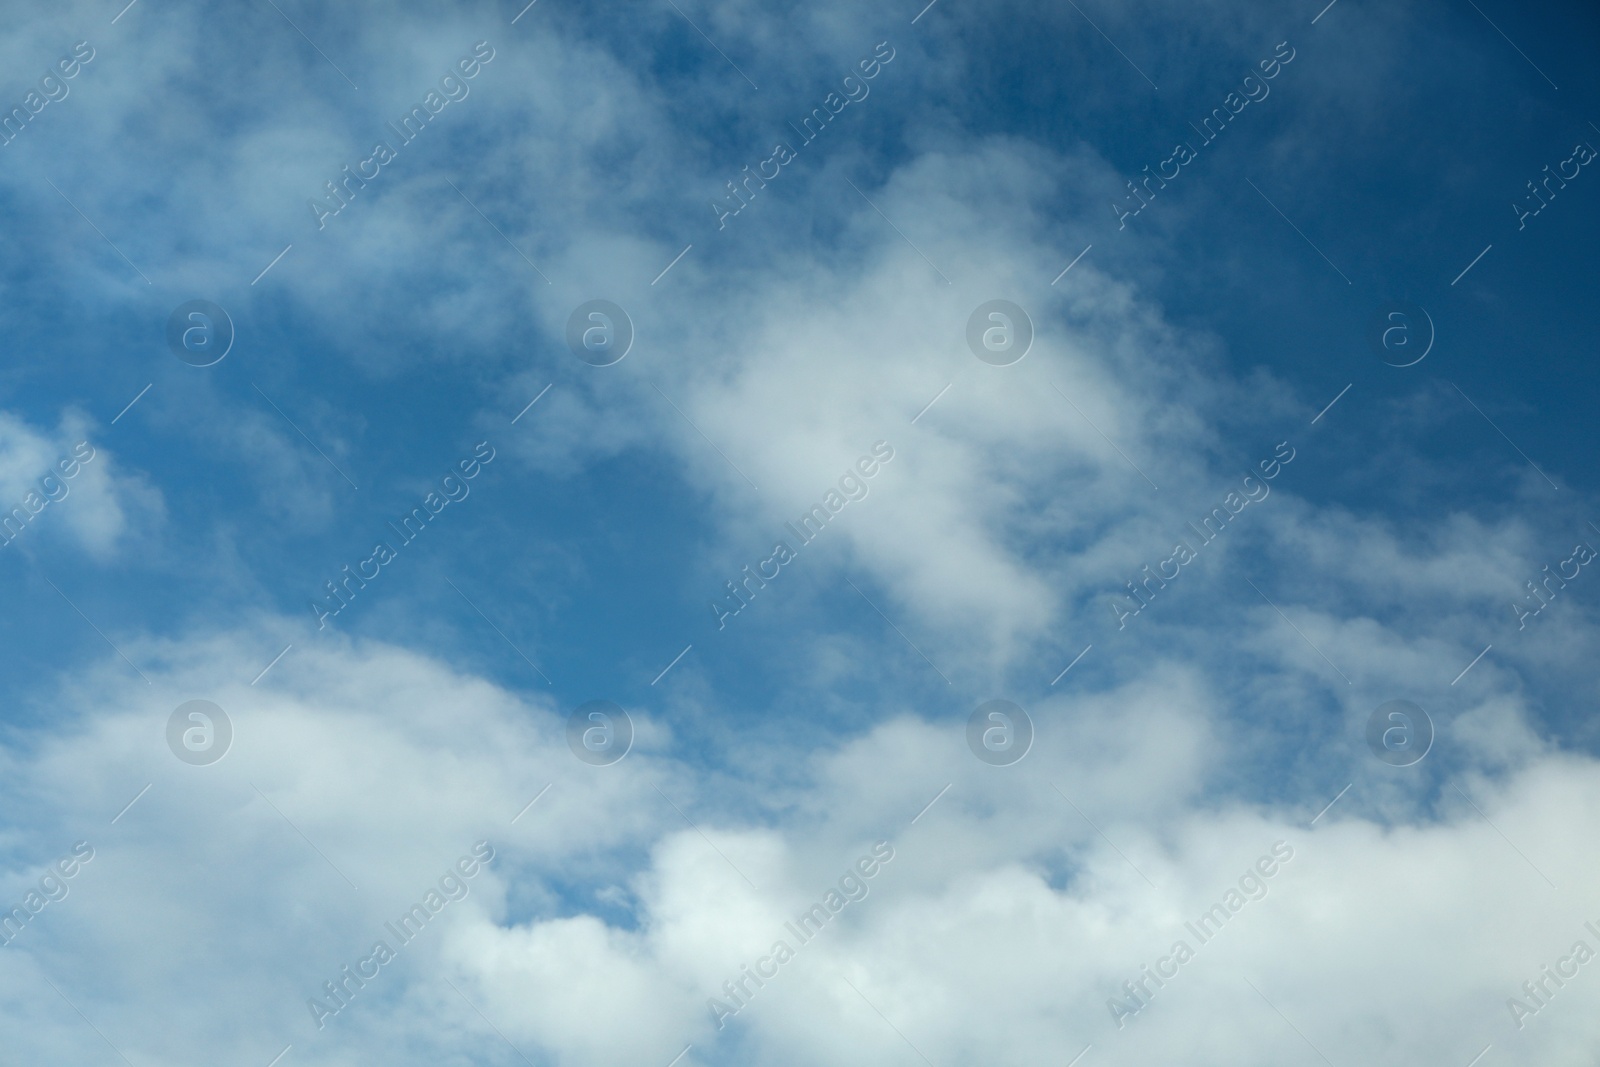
[
  {"x1": 0, "y1": 0, "x2": 1594, "y2": 1065},
  {"x1": 0, "y1": 631, "x2": 1595, "y2": 1067}
]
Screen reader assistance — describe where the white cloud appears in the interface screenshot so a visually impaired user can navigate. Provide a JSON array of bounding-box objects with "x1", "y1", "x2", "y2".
[
  {"x1": 0, "y1": 3, "x2": 1594, "y2": 1065},
  {"x1": 0, "y1": 408, "x2": 162, "y2": 560},
  {"x1": 0, "y1": 627, "x2": 1593, "y2": 1064}
]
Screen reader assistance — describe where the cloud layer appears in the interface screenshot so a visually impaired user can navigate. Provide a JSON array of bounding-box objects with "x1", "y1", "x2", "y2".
[{"x1": 1, "y1": 0, "x2": 1598, "y2": 1064}]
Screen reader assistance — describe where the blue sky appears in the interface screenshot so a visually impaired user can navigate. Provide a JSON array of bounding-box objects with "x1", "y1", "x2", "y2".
[{"x1": 2, "y1": 0, "x2": 1600, "y2": 1064}]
